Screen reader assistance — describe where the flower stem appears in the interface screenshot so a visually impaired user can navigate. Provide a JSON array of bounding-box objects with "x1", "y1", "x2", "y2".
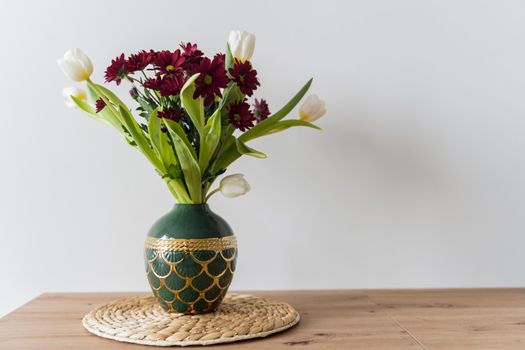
[{"x1": 204, "y1": 188, "x2": 220, "y2": 202}]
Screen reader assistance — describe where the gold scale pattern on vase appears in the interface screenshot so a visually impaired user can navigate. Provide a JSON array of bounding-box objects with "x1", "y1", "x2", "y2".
[{"x1": 144, "y1": 236, "x2": 237, "y2": 314}]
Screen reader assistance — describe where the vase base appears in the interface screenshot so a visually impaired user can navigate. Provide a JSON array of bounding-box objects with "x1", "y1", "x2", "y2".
[{"x1": 82, "y1": 293, "x2": 300, "y2": 347}]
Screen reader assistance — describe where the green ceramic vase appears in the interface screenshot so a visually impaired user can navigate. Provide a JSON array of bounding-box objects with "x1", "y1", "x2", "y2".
[{"x1": 144, "y1": 204, "x2": 237, "y2": 314}]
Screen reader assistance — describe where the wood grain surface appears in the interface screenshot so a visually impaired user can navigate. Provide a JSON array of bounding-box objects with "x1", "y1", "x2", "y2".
[{"x1": 1, "y1": 289, "x2": 525, "y2": 349}]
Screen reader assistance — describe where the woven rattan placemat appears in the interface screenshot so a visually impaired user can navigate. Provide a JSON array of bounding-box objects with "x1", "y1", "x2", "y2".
[{"x1": 82, "y1": 293, "x2": 300, "y2": 346}]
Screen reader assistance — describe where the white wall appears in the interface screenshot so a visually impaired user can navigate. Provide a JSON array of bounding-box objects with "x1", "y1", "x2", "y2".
[{"x1": 1, "y1": 0, "x2": 525, "y2": 317}]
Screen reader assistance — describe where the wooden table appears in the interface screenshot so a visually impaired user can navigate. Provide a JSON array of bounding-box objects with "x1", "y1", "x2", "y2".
[{"x1": 1, "y1": 289, "x2": 525, "y2": 349}]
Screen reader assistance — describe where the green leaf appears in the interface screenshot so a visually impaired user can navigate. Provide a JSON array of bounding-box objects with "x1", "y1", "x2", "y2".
[
  {"x1": 239, "y1": 78, "x2": 313, "y2": 142},
  {"x1": 218, "y1": 84, "x2": 233, "y2": 111},
  {"x1": 165, "y1": 121, "x2": 202, "y2": 203},
  {"x1": 90, "y1": 82, "x2": 142, "y2": 130},
  {"x1": 199, "y1": 108, "x2": 222, "y2": 171},
  {"x1": 235, "y1": 138, "x2": 267, "y2": 158},
  {"x1": 165, "y1": 177, "x2": 191, "y2": 203},
  {"x1": 264, "y1": 119, "x2": 321, "y2": 135},
  {"x1": 219, "y1": 84, "x2": 243, "y2": 114},
  {"x1": 225, "y1": 43, "x2": 234, "y2": 70},
  {"x1": 149, "y1": 114, "x2": 179, "y2": 180},
  {"x1": 213, "y1": 79, "x2": 313, "y2": 171},
  {"x1": 148, "y1": 110, "x2": 163, "y2": 159},
  {"x1": 167, "y1": 164, "x2": 182, "y2": 179},
  {"x1": 209, "y1": 135, "x2": 235, "y2": 173},
  {"x1": 162, "y1": 119, "x2": 197, "y2": 160},
  {"x1": 156, "y1": 122, "x2": 178, "y2": 175},
  {"x1": 92, "y1": 83, "x2": 127, "y2": 109},
  {"x1": 71, "y1": 96, "x2": 95, "y2": 114},
  {"x1": 137, "y1": 96, "x2": 154, "y2": 119},
  {"x1": 84, "y1": 84, "x2": 134, "y2": 143},
  {"x1": 180, "y1": 73, "x2": 204, "y2": 137},
  {"x1": 71, "y1": 95, "x2": 129, "y2": 137},
  {"x1": 119, "y1": 105, "x2": 163, "y2": 170}
]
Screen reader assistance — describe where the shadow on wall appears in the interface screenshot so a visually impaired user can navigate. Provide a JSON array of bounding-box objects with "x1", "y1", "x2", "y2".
[
  {"x1": 280, "y1": 108, "x2": 457, "y2": 287},
  {"x1": 319, "y1": 111, "x2": 452, "y2": 206}
]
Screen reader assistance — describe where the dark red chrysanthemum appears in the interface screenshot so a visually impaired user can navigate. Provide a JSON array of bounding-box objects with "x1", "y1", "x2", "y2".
[
  {"x1": 213, "y1": 53, "x2": 225, "y2": 66},
  {"x1": 158, "y1": 75, "x2": 185, "y2": 96},
  {"x1": 105, "y1": 53, "x2": 128, "y2": 85},
  {"x1": 194, "y1": 56, "x2": 229, "y2": 104},
  {"x1": 95, "y1": 98, "x2": 106, "y2": 113},
  {"x1": 153, "y1": 50, "x2": 185, "y2": 76},
  {"x1": 180, "y1": 42, "x2": 204, "y2": 72},
  {"x1": 158, "y1": 107, "x2": 184, "y2": 122},
  {"x1": 253, "y1": 98, "x2": 270, "y2": 121},
  {"x1": 126, "y1": 50, "x2": 154, "y2": 72},
  {"x1": 143, "y1": 76, "x2": 162, "y2": 90},
  {"x1": 227, "y1": 100, "x2": 256, "y2": 131},
  {"x1": 229, "y1": 59, "x2": 259, "y2": 96}
]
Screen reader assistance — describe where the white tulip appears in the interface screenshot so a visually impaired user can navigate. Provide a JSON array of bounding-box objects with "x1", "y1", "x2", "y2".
[
  {"x1": 57, "y1": 48, "x2": 93, "y2": 81},
  {"x1": 62, "y1": 87, "x2": 87, "y2": 108},
  {"x1": 299, "y1": 95, "x2": 326, "y2": 122},
  {"x1": 228, "y1": 30, "x2": 256, "y2": 63},
  {"x1": 219, "y1": 174, "x2": 251, "y2": 198}
]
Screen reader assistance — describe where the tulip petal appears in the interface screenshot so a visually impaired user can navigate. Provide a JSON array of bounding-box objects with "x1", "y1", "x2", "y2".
[
  {"x1": 58, "y1": 48, "x2": 92, "y2": 81},
  {"x1": 58, "y1": 58, "x2": 81, "y2": 81},
  {"x1": 73, "y1": 48, "x2": 93, "y2": 76},
  {"x1": 244, "y1": 33, "x2": 256, "y2": 61},
  {"x1": 228, "y1": 30, "x2": 255, "y2": 63},
  {"x1": 220, "y1": 173, "x2": 251, "y2": 198},
  {"x1": 62, "y1": 86, "x2": 87, "y2": 109}
]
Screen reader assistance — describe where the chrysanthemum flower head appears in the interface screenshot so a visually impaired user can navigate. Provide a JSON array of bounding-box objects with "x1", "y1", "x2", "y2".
[
  {"x1": 180, "y1": 42, "x2": 204, "y2": 72},
  {"x1": 253, "y1": 98, "x2": 270, "y2": 121},
  {"x1": 143, "y1": 76, "x2": 162, "y2": 90},
  {"x1": 159, "y1": 75, "x2": 185, "y2": 96},
  {"x1": 227, "y1": 100, "x2": 256, "y2": 131},
  {"x1": 158, "y1": 107, "x2": 184, "y2": 122},
  {"x1": 194, "y1": 56, "x2": 229, "y2": 104},
  {"x1": 153, "y1": 50, "x2": 185, "y2": 76},
  {"x1": 104, "y1": 53, "x2": 128, "y2": 85},
  {"x1": 127, "y1": 50, "x2": 154, "y2": 73},
  {"x1": 229, "y1": 59, "x2": 259, "y2": 96},
  {"x1": 95, "y1": 98, "x2": 106, "y2": 113}
]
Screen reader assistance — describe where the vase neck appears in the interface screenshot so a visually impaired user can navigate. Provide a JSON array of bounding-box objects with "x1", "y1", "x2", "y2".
[{"x1": 172, "y1": 203, "x2": 209, "y2": 212}]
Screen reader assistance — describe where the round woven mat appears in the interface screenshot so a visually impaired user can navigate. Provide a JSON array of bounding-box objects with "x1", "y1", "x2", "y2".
[{"x1": 82, "y1": 293, "x2": 300, "y2": 346}]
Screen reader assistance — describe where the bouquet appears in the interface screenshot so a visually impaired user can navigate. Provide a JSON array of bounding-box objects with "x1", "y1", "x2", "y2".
[{"x1": 58, "y1": 30, "x2": 326, "y2": 204}]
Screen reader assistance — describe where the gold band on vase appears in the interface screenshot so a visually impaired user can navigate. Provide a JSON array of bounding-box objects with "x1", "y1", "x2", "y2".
[{"x1": 144, "y1": 236, "x2": 237, "y2": 252}]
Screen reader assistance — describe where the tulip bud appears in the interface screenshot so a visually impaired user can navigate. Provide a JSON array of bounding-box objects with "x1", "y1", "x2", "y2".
[
  {"x1": 299, "y1": 95, "x2": 326, "y2": 122},
  {"x1": 62, "y1": 87, "x2": 87, "y2": 108},
  {"x1": 228, "y1": 30, "x2": 256, "y2": 63},
  {"x1": 219, "y1": 174, "x2": 251, "y2": 198},
  {"x1": 57, "y1": 48, "x2": 93, "y2": 81},
  {"x1": 129, "y1": 87, "x2": 139, "y2": 100}
]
